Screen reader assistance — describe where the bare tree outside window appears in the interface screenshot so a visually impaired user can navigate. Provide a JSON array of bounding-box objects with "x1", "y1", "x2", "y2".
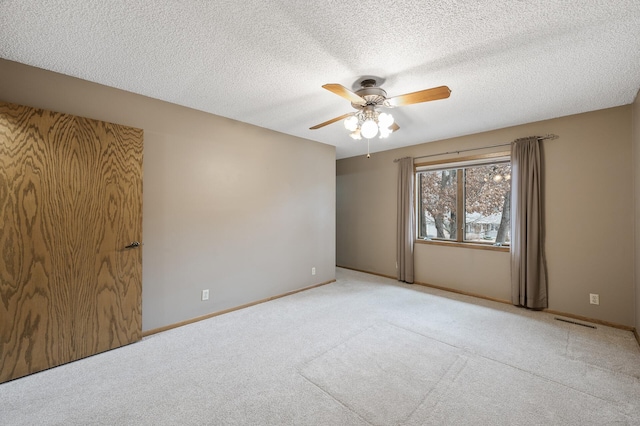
[
  {"x1": 464, "y1": 163, "x2": 511, "y2": 244},
  {"x1": 418, "y1": 169, "x2": 457, "y2": 240},
  {"x1": 417, "y1": 160, "x2": 511, "y2": 246}
]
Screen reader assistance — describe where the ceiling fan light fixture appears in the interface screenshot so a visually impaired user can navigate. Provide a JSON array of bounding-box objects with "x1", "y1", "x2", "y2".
[
  {"x1": 361, "y1": 119, "x2": 378, "y2": 139},
  {"x1": 311, "y1": 81, "x2": 450, "y2": 154}
]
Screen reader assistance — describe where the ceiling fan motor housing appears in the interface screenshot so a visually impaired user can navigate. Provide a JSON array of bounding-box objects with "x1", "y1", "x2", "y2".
[{"x1": 352, "y1": 80, "x2": 387, "y2": 109}]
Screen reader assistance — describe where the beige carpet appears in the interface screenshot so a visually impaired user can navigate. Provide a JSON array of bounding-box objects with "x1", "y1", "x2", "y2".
[{"x1": 1, "y1": 268, "x2": 639, "y2": 425}]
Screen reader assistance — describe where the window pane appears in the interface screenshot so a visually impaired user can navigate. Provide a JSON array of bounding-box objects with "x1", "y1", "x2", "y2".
[
  {"x1": 464, "y1": 163, "x2": 511, "y2": 245},
  {"x1": 417, "y1": 169, "x2": 457, "y2": 240}
]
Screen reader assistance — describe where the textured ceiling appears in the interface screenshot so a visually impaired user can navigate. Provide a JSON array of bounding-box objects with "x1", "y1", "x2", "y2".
[{"x1": 1, "y1": 1, "x2": 640, "y2": 159}]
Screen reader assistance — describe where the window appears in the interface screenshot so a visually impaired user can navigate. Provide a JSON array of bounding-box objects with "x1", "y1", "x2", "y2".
[{"x1": 416, "y1": 154, "x2": 511, "y2": 247}]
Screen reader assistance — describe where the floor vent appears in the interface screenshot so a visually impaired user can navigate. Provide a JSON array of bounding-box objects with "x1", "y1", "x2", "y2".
[{"x1": 554, "y1": 317, "x2": 597, "y2": 329}]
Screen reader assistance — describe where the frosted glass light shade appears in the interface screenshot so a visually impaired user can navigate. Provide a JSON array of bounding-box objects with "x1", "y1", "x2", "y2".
[
  {"x1": 361, "y1": 119, "x2": 378, "y2": 138},
  {"x1": 378, "y1": 112, "x2": 394, "y2": 128},
  {"x1": 344, "y1": 116, "x2": 358, "y2": 131}
]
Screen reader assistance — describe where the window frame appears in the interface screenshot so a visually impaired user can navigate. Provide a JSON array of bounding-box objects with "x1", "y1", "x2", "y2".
[{"x1": 414, "y1": 152, "x2": 511, "y2": 252}]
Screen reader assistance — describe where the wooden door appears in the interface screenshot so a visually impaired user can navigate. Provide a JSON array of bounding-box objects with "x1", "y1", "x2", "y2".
[{"x1": 0, "y1": 101, "x2": 143, "y2": 383}]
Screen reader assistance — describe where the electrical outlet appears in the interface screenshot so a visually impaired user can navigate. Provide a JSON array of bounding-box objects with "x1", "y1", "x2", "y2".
[
  {"x1": 311, "y1": 267, "x2": 316, "y2": 276},
  {"x1": 589, "y1": 293, "x2": 599, "y2": 305},
  {"x1": 202, "y1": 289, "x2": 209, "y2": 301}
]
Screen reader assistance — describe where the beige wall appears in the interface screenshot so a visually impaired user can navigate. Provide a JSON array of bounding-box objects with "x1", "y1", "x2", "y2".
[
  {"x1": 633, "y1": 89, "x2": 640, "y2": 333},
  {"x1": 0, "y1": 59, "x2": 336, "y2": 332},
  {"x1": 338, "y1": 106, "x2": 635, "y2": 327}
]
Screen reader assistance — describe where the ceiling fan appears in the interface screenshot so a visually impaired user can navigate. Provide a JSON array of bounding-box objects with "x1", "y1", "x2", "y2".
[{"x1": 310, "y1": 79, "x2": 451, "y2": 140}]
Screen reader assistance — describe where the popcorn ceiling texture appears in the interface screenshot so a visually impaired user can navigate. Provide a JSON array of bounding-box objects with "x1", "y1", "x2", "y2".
[{"x1": 1, "y1": 1, "x2": 639, "y2": 158}]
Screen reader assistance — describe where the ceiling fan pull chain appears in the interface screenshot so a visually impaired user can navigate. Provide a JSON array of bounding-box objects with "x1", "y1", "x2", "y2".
[{"x1": 367, "y1": 138, "x2": 371, "y2": 158}]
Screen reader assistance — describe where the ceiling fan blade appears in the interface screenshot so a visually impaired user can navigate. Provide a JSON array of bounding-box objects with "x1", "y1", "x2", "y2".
[
  {"x1": 309, "y1": 112, "x2": 354, "y2": 130},
  {"x1": 387, "y1": 85, "x2": 451, "y2": 107},
  {"x1": 389, "y1": 122, "x2": 400, "y2": 132},
  {"x1": 322, "y1": 84, "x2": 366, "y2": 105}
]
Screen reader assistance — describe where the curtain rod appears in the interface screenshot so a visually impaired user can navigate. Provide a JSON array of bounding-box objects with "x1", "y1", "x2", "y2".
[{"x1": 393, "y1": 134, "x2": 559, "y2": 163}]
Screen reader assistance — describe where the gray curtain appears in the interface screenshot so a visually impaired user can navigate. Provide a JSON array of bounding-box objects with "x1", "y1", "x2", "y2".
[
  {"x1": 511, "y1": 137, "x2": 547, "y2": 308},
  {"x1": 397, "y1": 157, "x2": 415, "y2": 283}
]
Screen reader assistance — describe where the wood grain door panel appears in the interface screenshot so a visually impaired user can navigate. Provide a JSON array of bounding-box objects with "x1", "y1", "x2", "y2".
[{"x1": 0, "y1": 102, "x2": 143, "y2": 383}]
